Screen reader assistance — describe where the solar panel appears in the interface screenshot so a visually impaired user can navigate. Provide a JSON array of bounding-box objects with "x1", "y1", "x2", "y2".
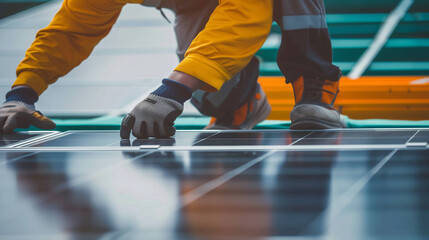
[
  {"x1": 0, "y1": 1, "x2": 428, "y2": 239},
  {"x1": 0, "y1": 129, "x2": 428, "y2": 239}
]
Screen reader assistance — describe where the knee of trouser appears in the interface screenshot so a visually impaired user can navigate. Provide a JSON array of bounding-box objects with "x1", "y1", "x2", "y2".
[{"x1": 190, "y1": 57, "x2": 261, "y2": 118}]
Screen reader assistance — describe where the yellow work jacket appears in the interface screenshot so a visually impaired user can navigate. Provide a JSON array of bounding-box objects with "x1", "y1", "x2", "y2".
[{"x1": 14, "y1": 0, "x2": 273, "y2": 95}]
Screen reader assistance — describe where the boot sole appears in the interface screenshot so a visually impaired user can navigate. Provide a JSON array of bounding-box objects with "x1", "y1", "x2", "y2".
[{"x1": 290, "y1": 117, "x2": 343, "y2": 130}]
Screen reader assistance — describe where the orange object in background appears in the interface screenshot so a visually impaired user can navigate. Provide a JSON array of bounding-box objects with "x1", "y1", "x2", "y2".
[{"x1": 259, "y1": 76, "x2": 429, "y2": 120}]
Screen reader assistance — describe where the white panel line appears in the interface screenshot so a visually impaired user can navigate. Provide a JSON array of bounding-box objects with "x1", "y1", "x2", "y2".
[
  {"x1": 329, "y1": 150, "x2": 397, "y2": 216},
  {"x1": 0, "y1": 130, "x2": 260, "y2": 225},
  {"x1": 406, "y1": 129, "x2": 420, "y2": 143},
  {"x1": 179, "y1": 131, "x2": 312, "y2": 207},
  {"x1": 193, "y1": 128, "x2": 427, "y2": 132},
  {"x1": 181, "y1": 150, "x2": 277, "y2": 206},
  {"x1": 4, "y1": 131, "x2": 59, "y2": 148},
  {"x1": 0, "y1": 131, "x2": 159, "y2": 224},
  {"x1": 0, "y1": 144, "x2": 420, "y2": 152},
  {"x1": 348, "y1": 0, "x2": 414, "y2": 79},
  {"x1": 0, "y1": 151, "x2": 156, "y2": 225},
  {"x1": 156, "y1": 144, "x2": 409, "y2": 151},
  {"x1": 263, "y1": 237, "x2": 327, "y2": 240},
  {"x1": 304, "y1": 129, "x2": 420, "y2": 233},
  {"x1": 405, "y1": 130, "x2": 427, "y2": 147},
  {"x1": 304, "y1": 149, "x2": 398, "y2": 234},
  {"x1": 191, "y1": 131, "x2": 221, "y2": 145},
  {"x1": 291, "y1": 131, "x2": 314, "y2": 144},
  {"x1": 0, "y1": 132, "x2": 64, "y2": 167},
  {"x1": 9, "y1": 132, "x2": 71, "y2": 148}
]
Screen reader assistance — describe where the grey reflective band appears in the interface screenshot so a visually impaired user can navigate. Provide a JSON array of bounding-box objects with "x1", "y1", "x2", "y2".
[
  {"x1": 282, "y1": 15, "x2": 328, "y2": 31},
  {"x1": 141, "y1": 0, "x2": 162, "y2": 7}
]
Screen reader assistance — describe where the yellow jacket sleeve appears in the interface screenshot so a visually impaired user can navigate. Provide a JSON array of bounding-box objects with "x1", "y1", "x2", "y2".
[
  {"x1": 175, "y1": 0, "x2": 273, "y2": 91},
  {"x1": 13, "y1": 0, "x2": 143, "y2": 95},
  {"x1": 14, "y1": 0, "x2": 272, "y2": 95}
]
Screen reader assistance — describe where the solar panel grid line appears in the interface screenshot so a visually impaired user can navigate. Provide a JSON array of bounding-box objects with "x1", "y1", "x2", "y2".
[
  {"x1": 0, "y1": 130, "x2": 221, "y2": 226},
  {"x1": 263, "y1": 237, "x2": 328, "y2": 240},
  {"x1": 0, "y1": 144, "x2": 420, "y2": 152},
  {"x1": 19, "y1": 130, "x2": 124, "y2": 148},
  {"x1": 204, "y1": 128, "x2": 429, "y2": 132},
  {"x1": 179, "y1": 131, "x2": 313, "y2": 207},
  {"x1": 404, "y1": 130, "x2": 429, "y2": 147},
  {"x1": 1, "y1": 129, "x2": 425, "y2": 150},
  {"x1": 0, "y1": 130, "x2": 176, "y2": 225},
  {"x1": 0, "y1": 130, "x2": 427, "y2": 238},
  {"x1": 19, "y1": 131, "x2": 72, "y2": 147},
  {"x1": 0, "y1": 150, "x2": 157, "y2": 226},
  {"x1": 152, "y1": 144, "x2": 418, "y2": 152},
  {"x1": 406, "y1": 129, "x2": 421, "y2": 143},
  {"x1": 301, "y1": 128, "x2": 420, "y2": 236},
  {"x1": 0, "y1": 146, "x2": 140, "y2": 151},
  {"x1": 3, "y1": 130, "x2": 429, "y2": 151},
  {"x1": 4, "y1": 131, "x2": 61, "y2": 148},
  {"x1": 180, "y1": 150, "x2": 277, "y2": 207},
  {"x1": 0, "y1": 130, "x2": 223, "y2": 150},
  {"x1": 0, "y1": 131, "x2": 271, "y2": 235},
  {"x1": 190, "y1": 131, "x2": 221, "y2": 146},
  {"x1": 56, "y1": 130, "x2": 117, "y2": 133},
  {"x1": 1, "y1": 131, "x2": 56, "y2": 148},
  {"x1": 302, "y1": 149, "x2": 399, "y2": 236},
  {"x1": 406, "y1": 142, "x2": 428, "y2": 147}
]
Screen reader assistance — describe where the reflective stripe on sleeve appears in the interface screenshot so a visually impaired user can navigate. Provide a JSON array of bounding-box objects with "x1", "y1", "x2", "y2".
[{"x1": 282, "y1": 15, "x2": 328, "y2": 30}]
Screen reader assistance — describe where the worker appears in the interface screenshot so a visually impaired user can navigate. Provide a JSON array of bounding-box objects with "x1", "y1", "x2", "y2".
[
  {"x1": 0, "y1": 0, "x2": 339, "y2": 138},
  {"x1": 0, "y1": 0, "x2": 273, "y2": 138}
]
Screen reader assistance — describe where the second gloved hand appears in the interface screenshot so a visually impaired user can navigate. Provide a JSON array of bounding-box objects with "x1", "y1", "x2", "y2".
[
  {"x1": 120, "y1": 94, "x2": 183, "y2": 138},
  {"x1": 120, "y1": 79, "x2": 193, "y2": 139}
]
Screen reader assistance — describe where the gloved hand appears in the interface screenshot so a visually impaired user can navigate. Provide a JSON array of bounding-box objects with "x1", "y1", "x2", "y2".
[
  {"x1": 120, "y1": 94, "x2": 183, "y2": 138},
  {"x1": 120, "y1": 79, "x2": 193, "y2": 139},
  {"x1": 0, "y1": 86, "x2": 55, "y2": 134},
  {"x1": 0, "y1": 101, "x2": 56, "y2": 134}
]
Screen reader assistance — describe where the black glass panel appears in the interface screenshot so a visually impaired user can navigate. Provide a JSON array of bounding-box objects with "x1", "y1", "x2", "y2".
[{"x1": 0, "y1": 130, "x2": 428, "y2": 239}]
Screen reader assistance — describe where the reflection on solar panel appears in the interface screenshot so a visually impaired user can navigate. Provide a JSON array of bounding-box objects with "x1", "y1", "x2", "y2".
[
  {"x1": 0, "y1": 129, "x2": 428, "y2": 239},
  {"x1": 1, "y1": 1, "x2": 428, "y2": 238}
]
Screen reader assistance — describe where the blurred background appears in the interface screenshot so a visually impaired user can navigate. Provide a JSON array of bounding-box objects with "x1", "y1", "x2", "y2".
[{"x1": 0, "y1": 0, "x2": 428, "y2": 128}]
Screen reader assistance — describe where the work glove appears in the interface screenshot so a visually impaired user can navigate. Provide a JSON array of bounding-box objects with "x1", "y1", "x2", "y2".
[
  {"x1": 120, "y1": 79, "x2": 193, "y2": 139},
  {"x1": 0, "y1": 87, "x2": 55, "y2": 134}
]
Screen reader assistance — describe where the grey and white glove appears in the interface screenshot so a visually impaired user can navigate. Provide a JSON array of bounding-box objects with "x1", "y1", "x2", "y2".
[
  {"x1": 120, "y1": 79, "x2": 193, "y2": 139},
  {"x1": 120, "y1": 94, "x2": 184, "y2": 139},
  {"x1": 0, "y1": 101, "x2": 56, "y2": 134}
]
